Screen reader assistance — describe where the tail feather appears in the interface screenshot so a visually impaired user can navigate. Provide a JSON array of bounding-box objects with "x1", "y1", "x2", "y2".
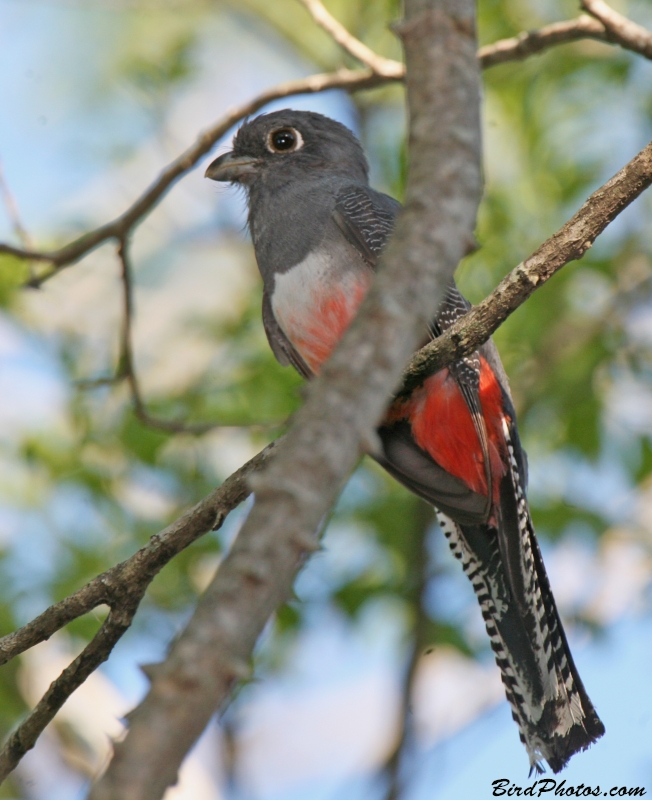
[
  {"x1": 501, "y1": 419, "x2": 605, "y2": 768},
  {"x1": 435, "y1": 424, "x2": 604, "y2": 773}
]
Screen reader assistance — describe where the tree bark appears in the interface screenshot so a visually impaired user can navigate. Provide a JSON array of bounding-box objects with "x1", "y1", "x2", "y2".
[{"x1": 89, "y1": 1, "x2": 483, "y2": 798}]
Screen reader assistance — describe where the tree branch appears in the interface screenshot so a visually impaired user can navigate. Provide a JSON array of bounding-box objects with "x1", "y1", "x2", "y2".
[
  {"x1": 0, "y1": 442, "x2": 276, "y2": 669},
  {"x1": 0, "y1": 1, "x2": 651, "y2": 792},
  {"x1": 477, "y1": 15, "x2": 609, "y2": 67},
  {"x1": 382, "y1": 502, "x2": 433, "y2": 800},
  {"x1": 3, "y1": 128, "x2": 649, "y2": 790},
  {"x1": 76, "y1": 239, "x2": 274, "y2": 433},
  {"x1": 582, "y1": 0, "x2": 652, "y2": 59},
  {"x1": 0, "y1": 443, "x2": 278, "y2": 786},
  {"x1": 0, "y1": 603, "x2": 141, "y2": 783},
  {"x1": 116, "y1": 237, "x2": 235, "y2": 435},
  {"x1": 3, "y1": 7, "x2": 651, "y2": 286},
  {"x1": 401, "y1": 136, "x2": 652, "y2": 394},
  {"x1": 89, "y1": 1, "x2": 484, "y2": 797},
  {"x1": 1, "y1": 68, "x2": 397, "y2": 286},
  {"x1": 296, "y1": 0, "x2": 403, "y2": 76}
]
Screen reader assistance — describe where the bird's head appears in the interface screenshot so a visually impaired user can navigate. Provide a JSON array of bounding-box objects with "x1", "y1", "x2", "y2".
[{"x1": 204, "y1": 109, "x2": 368, "y2": 188}]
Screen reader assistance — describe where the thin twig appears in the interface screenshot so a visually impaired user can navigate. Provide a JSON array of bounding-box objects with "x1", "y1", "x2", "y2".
[
  {"x1": 296, "y1": 0, "x2": 403, "y2": 76},
  {"x1": 0, "y1": 159, "x2": 32, "y2": 250},
  {"x1": 383, "y1": 501, "x2": 433, "y2": 800},
  {"x1": 116, "y1": 238, "x2": 268, "y2": 434},
  {"x1": 2, "y1": 68, "x2": 397, "y2": 285},
  {"x1": 582, "y1": 0, "x2": 652, "y2": 59},
  {"x1": 0, "y1": 438, "x2": 278, "y2": 786},
  {"x1": 0, "y1": 603, "x2": 140, "y2": 783},
  {"x1": 0, "y1": 242, "x2": 51, "y2": 262},
  {"x1": 477, "y1": 15, "x2": 609, "y2": 67},
  {"x1": 0, "y1": 441, "x2": 277, "y2": 668}
]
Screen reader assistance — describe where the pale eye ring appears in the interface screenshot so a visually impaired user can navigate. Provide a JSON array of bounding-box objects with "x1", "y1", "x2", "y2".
[{"x1": 267, "y1": 127, "x2": 304, "y2": 153}]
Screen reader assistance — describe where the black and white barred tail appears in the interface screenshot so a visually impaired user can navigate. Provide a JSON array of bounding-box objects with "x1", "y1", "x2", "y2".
[{"x1": 436, "y1": 421, "x2": 604, "y2": 773}]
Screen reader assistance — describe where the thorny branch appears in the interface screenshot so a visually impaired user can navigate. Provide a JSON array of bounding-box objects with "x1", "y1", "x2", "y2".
[
  {"x1": 0, "y1": 441, "x2": 278, "y2": 782},
  {"x1": 0, "y1": 0, "x2": 651, "y2": 793}
]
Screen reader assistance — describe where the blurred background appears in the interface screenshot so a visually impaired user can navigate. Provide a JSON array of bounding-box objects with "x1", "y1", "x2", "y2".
[{"x1": 1, "y1": 0, "x2": 652, "y2": 797}]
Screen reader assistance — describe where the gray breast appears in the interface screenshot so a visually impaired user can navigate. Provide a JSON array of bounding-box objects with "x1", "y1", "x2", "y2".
[
  {"x1": 269, "y1": 237, "x2": 373, "y2": 372},
  {"x1": 247, "y1": 176, "x2": 360, "y2": 289}
]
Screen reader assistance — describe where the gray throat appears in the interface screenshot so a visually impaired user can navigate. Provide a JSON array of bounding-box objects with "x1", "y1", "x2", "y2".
[{"x1": 247, "y1": 173, "x2": 368, "y2": 290}]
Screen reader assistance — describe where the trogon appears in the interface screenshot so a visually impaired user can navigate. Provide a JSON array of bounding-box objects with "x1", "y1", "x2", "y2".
[{"x1": 205, "y1": 109, "x2": 605, "y2": 773}]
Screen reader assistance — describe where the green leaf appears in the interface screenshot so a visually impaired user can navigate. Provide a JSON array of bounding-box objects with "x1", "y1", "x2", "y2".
[
  {"x1": 0, "y1": 254, "x2": 29, "y2": 306},
  {"x1": 421, "y1": 619, "x2": 473, "y2": 658}
]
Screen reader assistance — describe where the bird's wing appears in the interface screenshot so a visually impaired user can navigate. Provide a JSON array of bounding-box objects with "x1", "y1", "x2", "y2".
[
  {"x1": 262, "y1": 290, "x2": 313, "y2": 379},
  {"x1": 375, "y1": 421, "x2": 496, "y2": 524},
  {"x1": 333, "y1": 185, "x2": 497, "y2": 523},
  {"x1": 430, "y1": 284, "x2": 495, "y2": 521},
  {"x1": 333, "y1": 185, "x2": 400, "y2": 267}
]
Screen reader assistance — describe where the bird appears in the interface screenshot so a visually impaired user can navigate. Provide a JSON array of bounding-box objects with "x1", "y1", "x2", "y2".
[{"x1": 205, "y1": 109, "x2": 605, "y2": 773}]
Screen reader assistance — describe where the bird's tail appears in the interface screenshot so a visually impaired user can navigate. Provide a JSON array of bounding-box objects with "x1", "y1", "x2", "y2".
[{"x1": 436, "y1": 429, "x2": 604, "y2": 772}]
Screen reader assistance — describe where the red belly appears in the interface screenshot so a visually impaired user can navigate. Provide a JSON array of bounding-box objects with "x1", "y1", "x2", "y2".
[
  {"x1": 279, "y1": 277, "x2": 508, "y2": 501},
  {"x1": 282, "y1": 280, "x2": 370, "y2": 374},
  {"x1": 388, "y1": 357, "x2": 507, "y2": 501}
]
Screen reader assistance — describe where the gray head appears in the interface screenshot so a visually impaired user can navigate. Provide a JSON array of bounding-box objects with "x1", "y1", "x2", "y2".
[{"x1": 204, "y1": 110, "x2": 368, "y2": 188}]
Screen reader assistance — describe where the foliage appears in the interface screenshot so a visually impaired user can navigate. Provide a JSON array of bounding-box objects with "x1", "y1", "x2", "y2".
[{"x1": 1, "y1": 0, "x2": 652, "y2": 792}]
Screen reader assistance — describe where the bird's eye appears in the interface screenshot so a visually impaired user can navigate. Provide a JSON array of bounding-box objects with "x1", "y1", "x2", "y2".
[{"x1": 267, "y1": 127, "x2": 303, "y2": 153}]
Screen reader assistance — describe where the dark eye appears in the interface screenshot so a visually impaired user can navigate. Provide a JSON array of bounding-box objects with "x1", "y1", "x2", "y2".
[{"x1": 267, "y1": 127, "x2": 303, "y2": 153}]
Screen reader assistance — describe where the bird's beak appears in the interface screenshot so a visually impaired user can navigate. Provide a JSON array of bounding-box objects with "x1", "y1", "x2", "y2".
[{"x1": 204, "y1": 151, "x2": 259, "y2": 182}]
